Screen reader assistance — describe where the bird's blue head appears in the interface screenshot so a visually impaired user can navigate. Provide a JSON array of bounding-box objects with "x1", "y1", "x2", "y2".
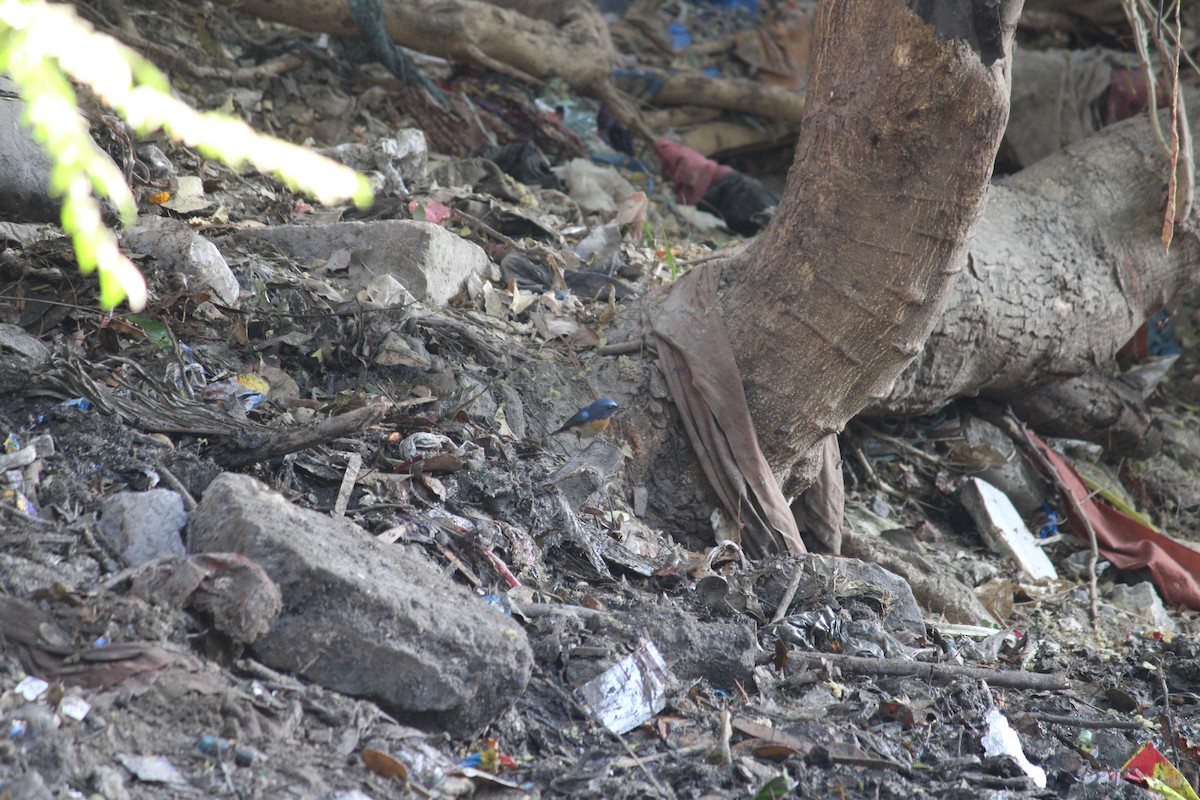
[{"x1": 586, "y1": 398, "x2": 620, "y2": 420}]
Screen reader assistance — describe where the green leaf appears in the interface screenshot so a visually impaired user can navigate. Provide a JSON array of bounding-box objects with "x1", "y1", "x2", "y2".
[
  {"x1": 126, "y1": 314, "x2": 172, "y2": 350},
  {"x1": 753, "y1": 773, "x2": 793, "y2": 800}
]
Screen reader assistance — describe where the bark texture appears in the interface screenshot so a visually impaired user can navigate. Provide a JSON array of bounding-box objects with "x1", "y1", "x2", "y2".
[
  {"x1": 878, "y1": 103, "x2": 1200, "y2": 415},
  {"x1": 720, "y1": 0, "x2": 1020, "y2": 496}
]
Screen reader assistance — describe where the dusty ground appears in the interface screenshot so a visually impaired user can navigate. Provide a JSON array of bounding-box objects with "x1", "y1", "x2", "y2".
[{"x1": 1, "y1": 2, "x2": 1199, "y2": 798}]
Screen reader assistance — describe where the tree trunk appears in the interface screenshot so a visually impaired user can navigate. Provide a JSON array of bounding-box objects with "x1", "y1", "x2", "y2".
[
  {"x1": 721, "y1": 0, "x2": 1020, "y2": 497},
  {"x1": 622, "y1": 8, "x2": 1199, "y2": 549},
  {"x1": 877, "y1": 101, "x2": 1200, "y2": 415},
  {"x1": 618, "y1": 0, "x2": 1021, "y2": 551}
]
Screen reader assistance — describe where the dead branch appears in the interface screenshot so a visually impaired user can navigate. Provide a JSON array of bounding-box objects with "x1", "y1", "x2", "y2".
[
  {"x1": 788, "y1": 650, "x2": 1070, "y2": 691},
  {"x1": 216, "y1": 404, "x2": 387, "y2": 468},
  {"x1": 208, "y1": 0, "x2": 805, "y2": 135}
]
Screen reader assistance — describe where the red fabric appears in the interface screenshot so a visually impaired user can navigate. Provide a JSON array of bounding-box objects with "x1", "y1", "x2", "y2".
[
  {"x1": 1105, "y1": 69, "x2": 1168, "y2": 126},
  {"x1": 1035, "y1": 434, "x2": 1200, "y2": 609},
  {"x1": 655, "y1": 139, "x2": 734, "y2": 205}
]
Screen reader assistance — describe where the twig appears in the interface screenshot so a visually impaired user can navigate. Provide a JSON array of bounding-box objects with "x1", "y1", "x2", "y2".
[
  {"x1": 101, "y1": 0, "x2": 140, "y2": 39},
  {"x1": 717, "y1": 709, "x2": 732, "y2": 766},
  {"x1": 216, "y1": 404, "x2": 386, "y2": 468},
  {"x1": 451, "y1": 207, "x2": 565, "y2": 267},
  {"x1": 93, "y1": 8, "x2": 306, "y2": 85},
  {"x1": 852, "y1": 421, "x2": 945, "y2": 467},
  {"x1": 1000, "y1": 410, "x2": 1100, "y2": 632},
  {"x1": 613, "y1": 743, "x2": 711, "y2": 768},
  {"x1": 1157, "y1": 665, "x2": 1180, "y2": 767},
  {"x1": 788, "y1": 651, "x2": 1070, "y2": 690},
  {"x1": 770, "y1": 563, "x2": 805, "y2": 625},
  {"x1": 156, "y1": 464, "x2": 198, "y2": 511},
  {"x1": 333, "y1": 452, "x2": 363, "y2": 518},
  {"x1": 481, "y1": 547, "x2": 521, "y2": 589},
  {"x1": 597, "y1": 338, "x2": 644, "y2": 356},
  {"x1": 674, "y1": 243, "x2": 748, "y2": 266},
  {"x1": 1122, "y1": 0, "x2": 1171, "y2": 156},
  {"x1": 842, "y1": 431, "x2": 906, "y2": 501},
  {"x1": 0, "y1": 502, "x2": 56, "y2": 527},
  {"x1": 1015, "y1": 712, "x2": 1148, "y2": 730},
  {"x1": 507, "y1": 601, "x2": 602, "y2": 620}
]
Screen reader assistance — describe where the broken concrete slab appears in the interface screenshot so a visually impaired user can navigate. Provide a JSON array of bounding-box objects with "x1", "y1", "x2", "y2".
[
  {"x1": 187, "y1": 473, "x2": 532, "y2": 732},
  {"x1": 961, "y1": 478, "x2": 1058, "y2": 582},
  {"x1": 234, "y1": 220, "x2": 492, "y2": 306}
]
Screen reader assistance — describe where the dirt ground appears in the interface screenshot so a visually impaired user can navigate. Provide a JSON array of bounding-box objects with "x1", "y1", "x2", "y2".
[{"x1": 2, "y1": 2, "x2": 1200, "y2": 798}]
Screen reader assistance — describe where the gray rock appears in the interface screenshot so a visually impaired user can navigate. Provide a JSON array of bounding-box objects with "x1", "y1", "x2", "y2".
[
  {"x1": 90, "y1": 764, "x2": 132, "y2": 800},
  {"x1": 122, "y1": 217, "x2": 240, "y2": 305},
  {"x1": 234, "y1": 220, "x2": 491, "y2": 306},
  {"x1": 187, "y1": 473, "x2": 532, "y2": 732},
  {"x1": 1111, "y1": 581, "x2": 1174, "y2": 634},
  {"x1": 801, "y1": 553, "x2": 928, "y2": 637},
  {"x1": 0, "y1": 323, "x2": 50, "y2": 364},
  {"x1": 543, "y1": 440, "x2": 625, "y2": 511},
  {"x1": 99, "y1": 489, "x2": 188, "y2": 566},
  {"x1": 835, "y1": 556, "x2": 927, "y2": 636},
  {"x1": 0, "y1": 771, "x2": 53, "y2": 800},
  {"x1": 0, "y1": 78, "x2": 61, "y2": 224},
  {"x1": 961, "y1": 416, "x2": 1045, "y2": 516}
]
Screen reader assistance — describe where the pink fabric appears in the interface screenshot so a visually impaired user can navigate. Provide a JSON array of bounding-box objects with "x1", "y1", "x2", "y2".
[{"x1": 655, "y1": 139, "x2": 734, "y2": 205}]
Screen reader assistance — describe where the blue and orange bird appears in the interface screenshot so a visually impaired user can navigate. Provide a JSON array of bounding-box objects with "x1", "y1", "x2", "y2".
[{"x1": 551, "y1": 398, "x2": 620, "y2": 438}]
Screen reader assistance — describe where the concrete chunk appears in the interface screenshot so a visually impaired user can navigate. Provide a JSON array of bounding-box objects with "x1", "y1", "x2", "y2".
[
  {"x1": 235, "y1": 220, "x2": 491, "y2": 306},
  {"x1": 187, "y1": 473, "x2": 531, "y2": 731}
]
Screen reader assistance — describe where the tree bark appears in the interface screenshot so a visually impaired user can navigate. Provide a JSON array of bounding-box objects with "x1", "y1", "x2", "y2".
[
  {"x1": 614, "y1": 0, "x2": 1021, "y2": 551},
  {"x1": 624, "y1": 32, "x2": 1195, "y2": 544},
  {"x1": 876, "y1": 102, "x2": 1200, "y2": 415},
  {"x1": 720, "y1": 0, "x2": 1020, "y2": 497}
]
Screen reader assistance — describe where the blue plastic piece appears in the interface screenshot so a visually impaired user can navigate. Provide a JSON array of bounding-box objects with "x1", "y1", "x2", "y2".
[
  {"x1": 1035, "y1": 502, "x2": 1060, "y2": 539},
  {"x1": 668, "y1": 23, "x2": 692, "y2": 50},
  {"x1": 1147, "y1": 309, "x2": 1182, "y2": 356},
  {"x1": 697, "y1": 0, "x2": 757, "y2": 9}
]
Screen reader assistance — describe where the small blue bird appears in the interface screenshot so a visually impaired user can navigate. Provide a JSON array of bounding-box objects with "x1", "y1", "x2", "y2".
[{"x1": 552, "y1": 398, "x2": 620, "y2": 437}]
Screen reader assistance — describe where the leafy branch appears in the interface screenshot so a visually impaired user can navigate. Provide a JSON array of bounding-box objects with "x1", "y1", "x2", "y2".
[{"x1": 0, "y1": 0, "x2": 373, "y2": 310}]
